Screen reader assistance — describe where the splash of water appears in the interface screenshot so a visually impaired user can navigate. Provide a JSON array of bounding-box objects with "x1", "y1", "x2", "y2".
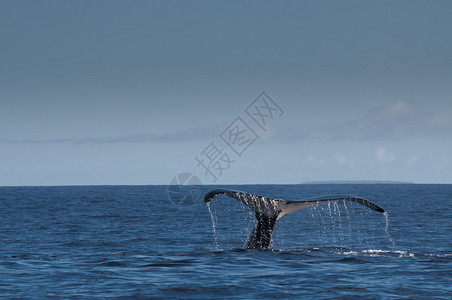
[
  {"x1": 333, "y1": 201, "x2": 344, "y2": 246},
  {"x1": 342, "y1": 200, "x2": 352, "y2": 238},
  {"x1": 206, "y1": 203, "x2": 220, "y2": 251},
  {"x1": 310, "y1": 199, "x2": 395, "y2": 250},
  {"x1": 327, "y1": 202, "x2": 338, "y2": 245},
  {"x1": 383, "y1": 212, "x2": 397, "y2": 249}
]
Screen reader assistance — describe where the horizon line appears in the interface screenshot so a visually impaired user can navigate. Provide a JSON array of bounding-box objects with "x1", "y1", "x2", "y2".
[{"x1": 1, "y1": 181, "x2": 451, "y2": 188}]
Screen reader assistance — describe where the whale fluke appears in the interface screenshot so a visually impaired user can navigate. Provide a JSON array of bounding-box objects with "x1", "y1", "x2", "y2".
[{"x1": 204, "y1": 189, "x2": 385, "y2": 249}]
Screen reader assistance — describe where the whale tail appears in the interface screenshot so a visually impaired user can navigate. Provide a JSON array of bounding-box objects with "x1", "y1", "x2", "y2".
[{"x1": 204, "y1": 189, "x2": 385, "y2": 249}]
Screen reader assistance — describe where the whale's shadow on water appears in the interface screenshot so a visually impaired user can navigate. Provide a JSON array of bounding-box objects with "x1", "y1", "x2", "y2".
[{"x1": 204, "y1": 189, "x2": 386, "y2": 251}]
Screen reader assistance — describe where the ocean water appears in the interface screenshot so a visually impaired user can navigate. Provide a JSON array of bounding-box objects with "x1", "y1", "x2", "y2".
[{"x1": 0, "y1": 184, "x2": 450, "y2": 299}]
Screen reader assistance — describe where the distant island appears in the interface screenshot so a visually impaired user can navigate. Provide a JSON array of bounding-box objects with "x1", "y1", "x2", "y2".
[{"x1": 302, "y1": 180, "x2": 413, "y2": 184}]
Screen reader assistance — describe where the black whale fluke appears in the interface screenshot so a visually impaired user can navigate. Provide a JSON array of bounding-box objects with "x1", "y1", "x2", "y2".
[{"x1": 204, "y1": 189, "x2": 385, "y2": 250}]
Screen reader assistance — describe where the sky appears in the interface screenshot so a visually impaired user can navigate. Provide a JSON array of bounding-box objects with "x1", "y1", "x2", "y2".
[{"x1": 1, "y1": 0, "x2": 451, "y2": 186}]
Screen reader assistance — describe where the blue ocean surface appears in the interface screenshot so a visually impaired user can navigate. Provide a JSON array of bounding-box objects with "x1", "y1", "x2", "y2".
[{"x1": 0, "y1": 184, "x2": 450, "y2": 298}]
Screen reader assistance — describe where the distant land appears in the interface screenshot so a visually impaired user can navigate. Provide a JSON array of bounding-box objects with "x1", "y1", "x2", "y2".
[{"x1": 302, "y1": 180, "x2": 414, "y2": 184}]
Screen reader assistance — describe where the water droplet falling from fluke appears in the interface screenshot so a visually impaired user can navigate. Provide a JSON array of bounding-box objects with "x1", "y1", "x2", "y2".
[{"x1": 207, "y1": 203, "x2": 220, "y2": 251}]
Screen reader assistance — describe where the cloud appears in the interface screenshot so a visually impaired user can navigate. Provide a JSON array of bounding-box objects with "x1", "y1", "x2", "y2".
[
  {"x1": 375, "y1": 147, "x2": 396, "y2": 163},
  {"x1": 334, "y1": 153, "x2": 347, "y2": 164},
  {"x1": 283, "y1": 101, "x2": 452, "y2": 141},
  {"x1": 3, "y1": 101, "x2": 450, "y2": 145},
  {"x1": 303, "y1": 154, "x2": 326, "y2": 165},
  {"x1": 406, "y1": 154, "x2": 419, "y2": 167},
  {"x1": 0, "y1": 126, "x2": 219, "y2": 144}
]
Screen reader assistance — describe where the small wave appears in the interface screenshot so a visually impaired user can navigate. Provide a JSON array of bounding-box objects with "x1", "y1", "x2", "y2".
[
  {"x1": 265, "y1": 248, "x2": 451, "y2": 259},
  {"x1": 339, "y1": 257, "x2": 363, "y2": 263},
  {"x1": 339, "y1": 249, "x2": 417, "y2": 257},
  {"x1": 348, "y1": 249, "x2": 451, "y2": 259},
  {"x1": 363, "y1": 249, "x2": 415, "y2": 257},
  {"x1": 144, "y1": 258, "x2": 197, "y2": 268},
  {"x1": 98, "y1": 260, "x2": 128, "y2": 267},
  {"x1": 275, "y1": 247, "x2": 352, "y2": 255}
]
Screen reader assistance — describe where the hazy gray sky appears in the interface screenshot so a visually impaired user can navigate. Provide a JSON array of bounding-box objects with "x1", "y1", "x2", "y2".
[{"x1": 1, "y1": 0, "x2": 451, "y2": 185}]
